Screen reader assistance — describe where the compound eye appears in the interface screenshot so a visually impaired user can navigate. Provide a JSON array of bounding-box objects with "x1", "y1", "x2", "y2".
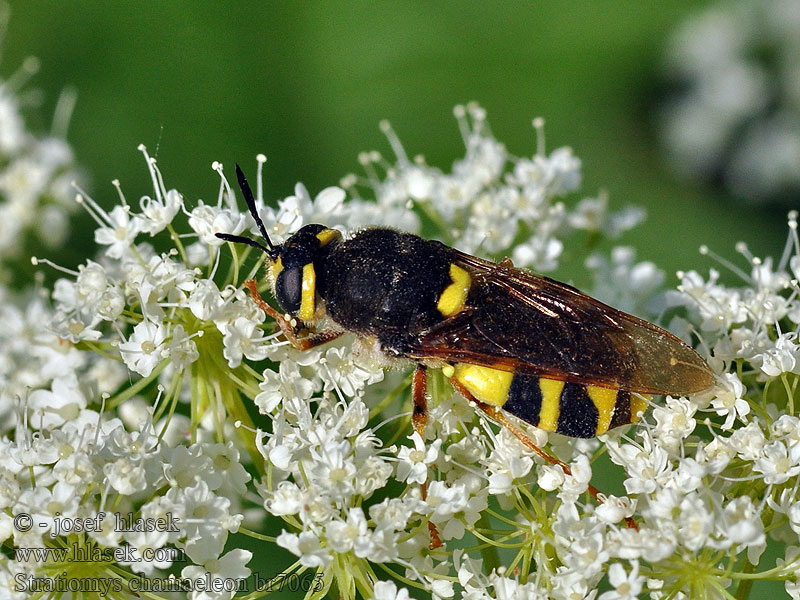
[{"x1": 275, "y1": 266, "x2": 302, "y2": 315}]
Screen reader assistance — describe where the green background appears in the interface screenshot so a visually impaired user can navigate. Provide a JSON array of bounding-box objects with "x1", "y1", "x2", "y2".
[
  {"x1": 5, "y1": 2, "x2": 790, "y2": 596},
  {"x1": 5, "y1": 1, "x2": 791, "y2": 284}
]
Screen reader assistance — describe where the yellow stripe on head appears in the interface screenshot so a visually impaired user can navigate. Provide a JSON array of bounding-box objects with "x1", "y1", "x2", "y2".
[
  {"x1": 452, "y1": 363, "x2": 513, "y2": 406},
  {"x1": 586, "y1": 385, "x2": 618, "y2": 435},
  {"x1": 270, "y1": 256, "x2": 283, "y2": 283},
  {"x1": 437, "y1": 264, "x2": 471, "y2": 317},
  {"x1": 298, "y1": 263, "x2": 316, "y2": 322},
  {"x1": 537, "y1": 378, "x2": 564, "y2": 431}
]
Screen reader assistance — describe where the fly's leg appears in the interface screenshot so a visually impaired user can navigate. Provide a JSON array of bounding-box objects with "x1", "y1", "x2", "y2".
[
  {"x1": 450, "y1": 379, "x2": 638, "y2": 531},
  {"x1": 244, "y1": 279, "x2": 343, "y2": 350},
  {"x1": 412, "y1": 365, "x2": 429, "y2": 438},
  {"x1": 412, "y1": 364, "x2": 444, "y2": 549}
]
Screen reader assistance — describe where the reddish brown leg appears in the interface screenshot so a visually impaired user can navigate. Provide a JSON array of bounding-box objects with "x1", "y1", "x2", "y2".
[
  {"x1": 412, "y1": 365, "x2": 429, "y2": 438},
  {"x1": 244, "y1": 279, "x2": 343, "y2": 350},
  {"x1": 412, "y1": 365, "x2": 443, "y2": 549},
  {"x1": 451, "y1": 379, "x2": 638, "y2": 531}
]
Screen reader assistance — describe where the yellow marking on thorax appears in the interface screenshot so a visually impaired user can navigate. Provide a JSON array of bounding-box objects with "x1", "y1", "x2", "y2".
[
  {"x1": 298, "y1": 263, "x2": 316, "y2": 322},
  {"x1": 630, "y1": 393, "x2": 650, "y2": 423},
  {"x1": 452, "y1": 363, "x2": 513, "y2": 406},
  {"x1": 270, "y1": 256, "x2": 283, "y2": 283},
  {"x1": 437, "y1": 264, "x2": 471, "y2": 317},
  {"x1": 316, "y1": 228, "x2": 341, "y2": 247},
  {"x1": 538, "y1": 378, "x2": 564, "y2": 431},
  {"x1": 586, "y1": 385, "x2": 618, "y2": 435}
]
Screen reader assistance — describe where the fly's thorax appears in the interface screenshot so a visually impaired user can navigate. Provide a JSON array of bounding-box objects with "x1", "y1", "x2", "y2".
[
  {"x1": 313, "y1": 228, "x2": 463, "y2": 344},
  {"x1": 268, "y1": 224, "x2": 342, "y2": 322}
]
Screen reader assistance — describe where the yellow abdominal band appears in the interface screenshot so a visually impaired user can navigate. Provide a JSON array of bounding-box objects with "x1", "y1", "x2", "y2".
[{"x1": 448, "y1": 361, "x2": 653, "y2": 438}]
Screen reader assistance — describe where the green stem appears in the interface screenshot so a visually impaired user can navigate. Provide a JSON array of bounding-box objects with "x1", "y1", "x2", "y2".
[
  {"x1": 369, "y1": 376, "x2": 411, "y2": 420},
  {"x1": 418, "y1": 200, "x2": 455, "y2": 245},
  {"x1": 166, "y1": 223, "x2": 188, "y2": 265},
  {"x1": 734, "y1": 559, "x2": 756, "y2": 600},
  {"x1": 236, "y1": 526, "x2": 276, "y2": 542},
  {"x1": 475, "y1": 511, "x2": 500, "y2": 572},
  {"x1": 105, "y1": 359, "x2": 169, "y2": 409}
]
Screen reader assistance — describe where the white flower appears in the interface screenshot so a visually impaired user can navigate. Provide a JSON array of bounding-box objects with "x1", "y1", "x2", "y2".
[
  {"x1": 119, "y1": 319, "x2": 168, "y2": 376},
  {"x1": 753, "y1": 440, "x2": 800, "y2": 485},
  {"x1": 396, "y1": 431, "x2": 441, "y2": 485},
  {"x1": 599, "y1": 561, "x2": 643, "y2": 600},
  {"x1": 27, "y1": 374, "x2": 86, "y2": 429},
  {"x1": 177, "y1": 480, "x2": 238, "y2": 564},
  {"x1": 585, "y1": 246, "x2": 665, "y2": 316},
  {"x1": 426, "y1": 480, "x2": 468, "y2": 520},
  {"x1": 717, "y1": 496, "x2": 766, "y2": 564},
  {"x1": 308, "y1": 439, "x2": 357, "y2": 501},
  {"x1": 758, "y1": 332, "x2": 800, "y2": 376},
  {"x1": 594, "y1": 495, "x2": 635, "y2": 525},
  {"x1": 320, "y1": 346, "x2": 383, "y2": 397},
  {"x1": 202, "y1": 442, "x2": 251, "y2": 496},
  {"x1": 181, "y1": 548, "x2": 252, "y2": 600},
  {"x1": 537, "y1": 463, "x2": 566, "y2": 492},
  {"x1": 484, "y1": 427, "x2": 534, "y2": 495},
  {"x1": 94, "y1": 205, "x2": 141, "y2": 258},
  {"x1": 652, "y1": 396, "x2": 697, "y2": 451},
  {"x1": 511, "y1": 232, "x2": 563, "y2": 272},
  {"x1": 730, "y1": 421, "x2": 766, "y2": 462},
  {"x1": 221, "y1": 316, "x2": 271, "y2": 367},
  {"x1": 676, "y1": 493, "x2": 712, "y2": 551},
  {"x1": 163, "y1": 444, "x2": 213, "y2": 488},
  {"x1": 325, "y1": 507, "x2": 374, "y2": 557},
  {"x1": 370, "y1": 580, "x2": 411, "y2": 600},
  {"x1": 558, "y1": 454, "x2": 593, "y2": 504},
  {"x1": 607, "y1": 434, "x2": 671, "y2": 495},
  {"x1": 286, "y1": 181, "x2": 347, "y2": 225},
  {"x1": 0, "y1": 66, "x2": 81, "y2": 277},
  {"x1": 711, "y1": 372, "x2": 749, "y2": 430},
  {"x1": 188, "y1": 201, "x2": 248, "y2": 246},
  {"x1": 167, "y1": 324, "x2": 199, "y2": 370},
  {"x1": 135, "y1": 151, "x2": 184, "y2": 236},
  {"x1": 255, "y1": 361, "x2": 314, "y2": 413},
  {"x1": 276, "y1": 530, "x2": 332, "y2": 568},
  {"x1": 103, "y1": 457, "x2": 147, "y2": 495}
]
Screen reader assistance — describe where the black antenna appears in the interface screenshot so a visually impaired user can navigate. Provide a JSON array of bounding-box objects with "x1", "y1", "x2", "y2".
[
  {"x1": 215, "y1": 232, "x2": 273, "y2": 255},
  {"x1": 215, "y1": 163, "x2": 278, "y2": 259},
  {"x1": 236, "y1": 164, "x2": 274, "y2": 251}
]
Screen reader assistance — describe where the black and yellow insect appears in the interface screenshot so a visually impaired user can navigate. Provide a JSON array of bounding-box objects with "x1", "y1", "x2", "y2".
[{"x1": 217, "y1": 165, "x2": 715, "y2": 443}]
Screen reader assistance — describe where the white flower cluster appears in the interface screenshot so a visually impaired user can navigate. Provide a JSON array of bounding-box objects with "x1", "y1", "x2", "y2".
[
  {"x1": 582, "y1": 214, "x2": 800, "y2": 598},
  {"x1": 343, "y1": 104, "x2": 643, "y2": 271},
  {"x1": 12, "y1": 102, "x2": 795, "y2": 598},
  {"x1": 0, "y1": 285, "x2": 127, "y2": 434},
  {"x1": 0, "y1": 14, "x2": 81, "y2": 281},
  {"x1": 1, "y1": 403, "x2": 251, "y2": 599},
  {"x1": 659, "y1": 0, "x2": 800, "y2": 203}
]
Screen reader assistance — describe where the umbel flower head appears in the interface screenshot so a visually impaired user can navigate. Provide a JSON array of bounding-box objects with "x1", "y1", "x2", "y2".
[
  {"x1": 8, "y1": 102, "x2": 798, "y2": 599},
  {"x1": 658, "y1": 0, "x2": 800, "y2": 205},
  {"x1": 0, "y1": 5, "x2": 82, "y2": 284}
]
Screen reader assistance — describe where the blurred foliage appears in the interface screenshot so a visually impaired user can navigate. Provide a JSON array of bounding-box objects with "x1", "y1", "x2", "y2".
[{"x1": 5, "y1": 1, "x2": 790, "y2": 285}]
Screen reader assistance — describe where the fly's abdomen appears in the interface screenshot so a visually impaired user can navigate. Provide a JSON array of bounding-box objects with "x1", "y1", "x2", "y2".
[{"x1": 449, "y1": 363, "x2": 649, "y2": 438}]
